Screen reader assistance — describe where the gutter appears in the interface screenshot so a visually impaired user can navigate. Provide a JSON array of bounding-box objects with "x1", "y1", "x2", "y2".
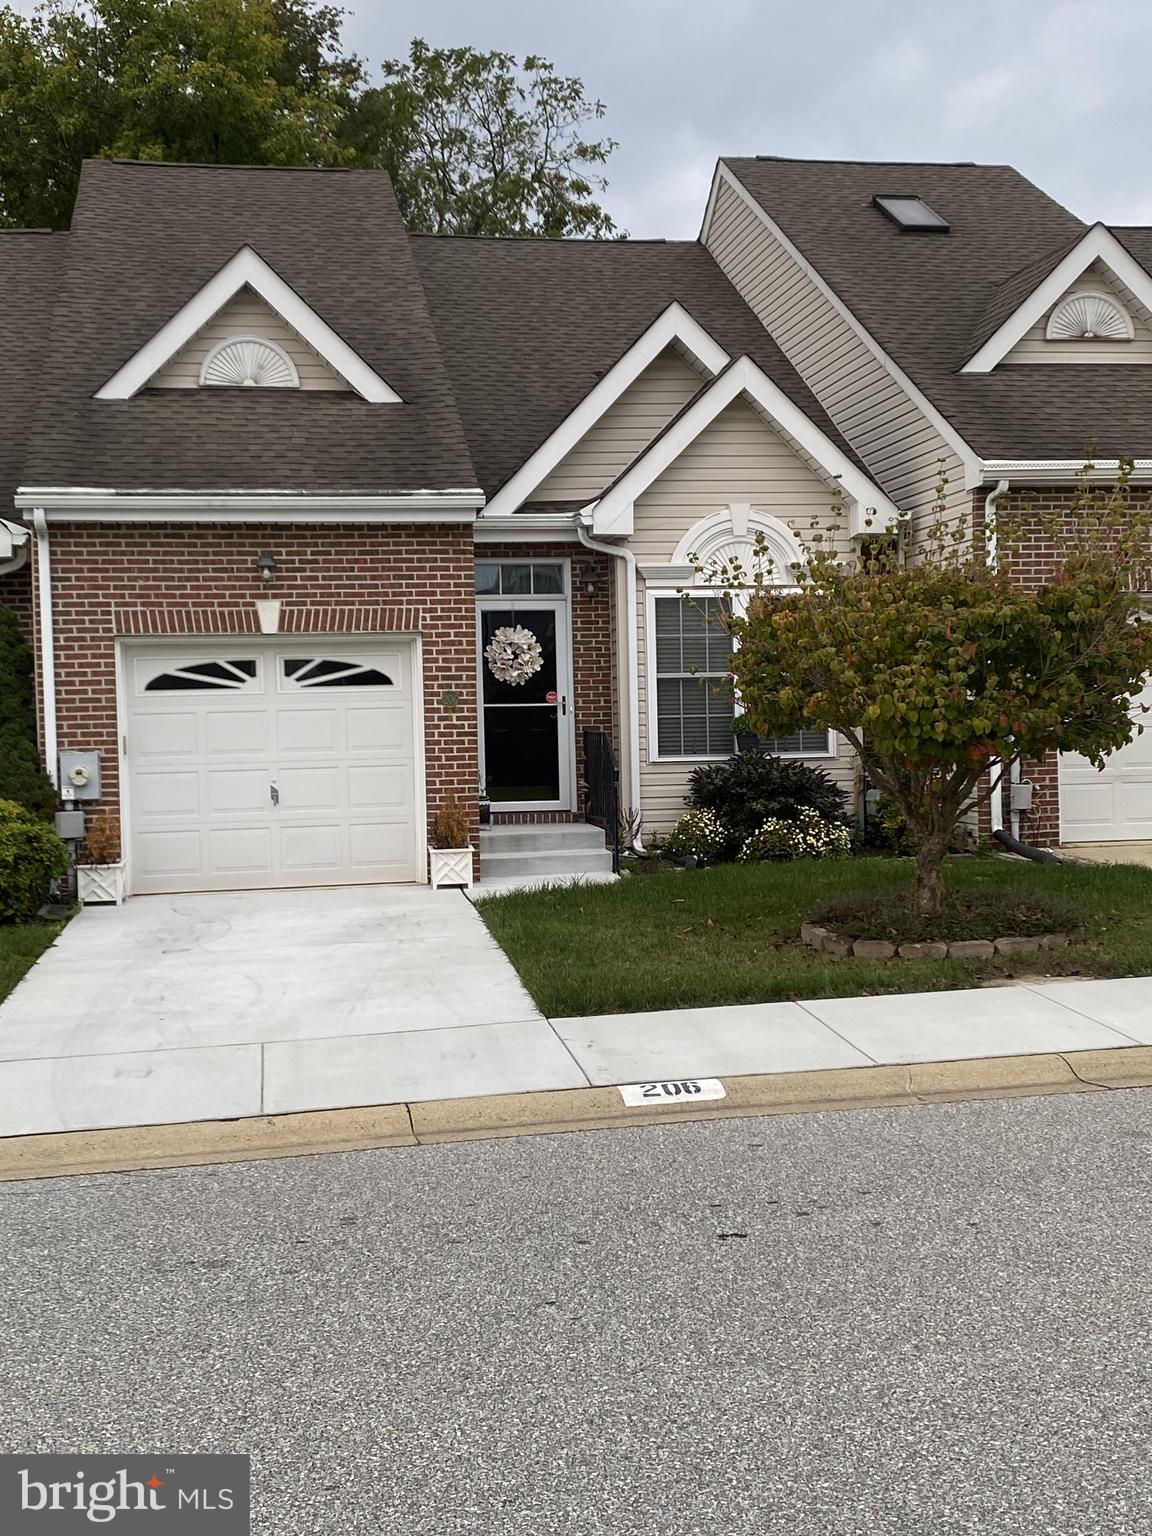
[
  {"x1": 31, "y1": 509, "x2": 58, "y2": 789},
  {"x1": 577, "y1": 517, "x2": 642, "y2": 838},
  {"x1": 0, "y1": 516, "x2": 30, "y2": 575}
]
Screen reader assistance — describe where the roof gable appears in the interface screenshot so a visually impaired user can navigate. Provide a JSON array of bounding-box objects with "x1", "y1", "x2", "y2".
[
  {"x1": 962, "y1": 225, "x2": 1152, "y2": 372},
  {"x1": 589, "y1": 354, "x2": 899, "y2": 537},
  {"x1": 96, "y1": 245, "x2": 400, "y2": 402}
]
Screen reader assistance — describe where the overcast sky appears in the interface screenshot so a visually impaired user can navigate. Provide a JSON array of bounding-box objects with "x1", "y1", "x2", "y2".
[{"x1": 342, "y1": 0, "x2": 1152, "y2": 236}]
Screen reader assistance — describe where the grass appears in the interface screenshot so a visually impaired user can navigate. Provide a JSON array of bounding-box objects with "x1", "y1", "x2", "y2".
[
  {"x1": 0, "y1": 919, "x2": 64, "y2": 1005},
  {"x1": 809, "y1": 885, "x2": 1084, "y2": 944},
  {"x1": 475, "y1": 854, "x2": 1152, "y2": 1017}
]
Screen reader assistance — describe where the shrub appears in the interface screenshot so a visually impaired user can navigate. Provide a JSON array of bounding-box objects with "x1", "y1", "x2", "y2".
[
  {"x1": 0, "y1": 798, "x2": 69, "y2": 923},
  {"x1": 0, "y1": 605, "x2": 55, "y2": 818},
  {"x1": 664, "y1": 809, "x2": 727, "y2": 862},
  {"x1": 430, "y1": 794, "x2": 471, "y2": 848},
  {"x1": 79, "y1": 812, "x2": 120, "y2": 865},
  {"x1": 739, "y1": 807, "x2": 852, "y2": 863},
  {"x1": 688, "y1": 753, "x2": 848, "y2": 857},
  {"x1": 861, "y1": 794, "x2": 918, "y2": 856}
]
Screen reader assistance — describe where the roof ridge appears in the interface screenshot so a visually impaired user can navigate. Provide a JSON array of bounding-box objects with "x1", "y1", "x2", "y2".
[
  {"x1": 731, "y1": 154, "x2": 983, "y2": 168},
  {"x1": 89, "y1": 157, "x2": 370, "y2": 174}
]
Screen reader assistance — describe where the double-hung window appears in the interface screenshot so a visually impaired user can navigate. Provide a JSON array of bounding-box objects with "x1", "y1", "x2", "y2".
[{"x1": 650, "y1": 592, "x2": 833, "y2": 759}]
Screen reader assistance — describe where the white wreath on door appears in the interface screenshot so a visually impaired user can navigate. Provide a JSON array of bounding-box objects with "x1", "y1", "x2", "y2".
[{"x1": 485, "y1": 625, "x2": 544, "y2": 686}]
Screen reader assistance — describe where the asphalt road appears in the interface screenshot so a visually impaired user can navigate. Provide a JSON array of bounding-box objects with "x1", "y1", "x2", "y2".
[{"x1": 3, "y1": 1090, "x2": 1151, "y2": 1535}]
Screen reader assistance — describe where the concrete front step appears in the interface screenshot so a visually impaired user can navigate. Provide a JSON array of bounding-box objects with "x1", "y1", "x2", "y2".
[
  {"x1": 479, "y1": 846, "x2": 615, "y2": 880},
  {"x1": 480, "y1": 822, "x2": 609, "y2": 854}
]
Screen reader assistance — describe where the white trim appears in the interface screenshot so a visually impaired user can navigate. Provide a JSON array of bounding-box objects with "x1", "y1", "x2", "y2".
[
  {"x1": 981, "y1": 458, "x2": 1152, "y2": 484},
  {"x1": 94, "y1": 246, "x2": 402, "y2": 403},
  {"x1": 669, "y1": 506, "x2": 806, "y2": 574},
  {"x1": 702, "y1": 162, "x2": 983, "y2": 489},
  {"x1": 643, "y1": 585, "x2": 835, "y2": 763},
  {"x1": 1044, "y1": 288, "x2": 1134, "y2": 342},
  {"x1": 31, "y1": 509, "x2": 57, "y2": 789},
  {"x1": 0, "y1": 515, "x2": 29, "y2": 574},
  {"x1": 962, "y1": 225, "x2": 1152, "y2": 373},
  {"x1": 476, "y1": 574, "x2": 575, "y2": 812},
  {"x1": 473, "y1": 513, "x2": 581, "y2": 543},
  {"x1": 18, "y1": 490, "x2": 483, "y2": 522},
  {"x1": 590, "y1": 355, "x2": 899, "y2": 537},
  {"x1": 199, "y1": 334, "x2": 301, "y2": 388},
  {"x1": 481, "y1": 302, "x2": 731, "y2": 518}
]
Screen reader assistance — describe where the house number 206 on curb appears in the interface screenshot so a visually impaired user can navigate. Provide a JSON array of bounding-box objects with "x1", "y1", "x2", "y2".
[{"x1": 618, "y1": 1079, "x2": 726, "y2": 1106}]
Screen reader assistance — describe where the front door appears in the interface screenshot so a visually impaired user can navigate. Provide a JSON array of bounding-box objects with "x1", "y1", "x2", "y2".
[{"x1": 477, "y1": 568, "x2": 574, "y2": 810}]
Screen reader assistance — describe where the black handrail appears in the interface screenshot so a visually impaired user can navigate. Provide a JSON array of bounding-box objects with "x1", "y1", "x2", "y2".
[{"x1": 582, "y1": 729, "x2": 620, "y2": 873}]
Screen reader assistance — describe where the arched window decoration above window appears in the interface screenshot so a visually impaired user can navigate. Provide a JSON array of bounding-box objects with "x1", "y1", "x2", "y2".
[
  {"x1": 144, "y1": 659, "x2": 257, "y2": 691},
  {"x1": 200, "y1": 336, "x2": 300, "y2": 388},
  {"x1": 1045, "y1": 290, "x2": 1135, "y2": 342},
  {"x1": 670, "y1": 504, "x2": 807, "y2": 586},
  {"x1": 282, "y1": 658, "x2": 394, "y2": 688}
]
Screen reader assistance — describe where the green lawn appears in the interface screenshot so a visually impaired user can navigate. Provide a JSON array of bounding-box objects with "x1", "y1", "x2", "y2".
[
  {"x1": 476, "y1": 855, "x2": 1152, "y2": 1017},
  {"x1": 0, "y1": 920, "x2": 65, "y2": 1005}
]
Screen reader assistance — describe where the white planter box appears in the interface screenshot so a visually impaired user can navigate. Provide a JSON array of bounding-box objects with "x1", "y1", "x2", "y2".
[
  {"x1": 77, "y1": 862, "x2": 127, "y2": 906},
  {"x1": 429, "y1": 845, "x2": 473, "y2": 890}
]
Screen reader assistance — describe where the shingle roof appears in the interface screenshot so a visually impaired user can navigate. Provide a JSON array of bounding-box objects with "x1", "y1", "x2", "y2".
[
  {"x1": 21, "y1": 160, "x2": 478, "y2": 495},
  {"x1": 722, "y1": 157, "x2": 1152, "y2": 460},
  {"x1": 410, "y1": 234, "x2": 868, "y2": 497},
  {"x1": 0, "y1": 231, "x2": 67, "y2": 511}
]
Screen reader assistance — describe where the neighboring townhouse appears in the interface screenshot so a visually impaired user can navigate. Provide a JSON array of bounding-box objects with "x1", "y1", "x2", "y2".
[{"x1": 0, "y1": 153, "x2": 1149, "y2": 899}]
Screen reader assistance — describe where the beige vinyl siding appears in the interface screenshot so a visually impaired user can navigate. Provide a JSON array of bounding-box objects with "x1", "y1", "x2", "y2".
[
  {"x1": 149, "y1": 287, "x2": 351, "y2": 390},
  {"x1": 534, "y1": 348, "x2": 703, "y2": 502},
  {"x1": 1003, "y1": 261, "x2": 1152, "y2": 363},
  {"x1": 705, "y1": 177, "x2": 969, "y2": 543},
  {"x1": 630, "y1": 397, "x2": 856, "y2": 832}
]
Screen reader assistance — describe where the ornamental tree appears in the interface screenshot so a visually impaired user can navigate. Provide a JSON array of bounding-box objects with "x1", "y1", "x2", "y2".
[{"x1": 701, "y1": 468, "x2": 1152, "y2": 915}]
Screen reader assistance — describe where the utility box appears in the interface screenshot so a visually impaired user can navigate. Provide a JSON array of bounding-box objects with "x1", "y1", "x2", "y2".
[
  {"x1": 58, "y1": 750, "x2": 102, "y2": 801},
  {"x1": 54, "y1": 809, "x2": 87, "y2": 841},
  {"x1": 1010, "y1": 781, "x2": 1034, "y2": 813}
]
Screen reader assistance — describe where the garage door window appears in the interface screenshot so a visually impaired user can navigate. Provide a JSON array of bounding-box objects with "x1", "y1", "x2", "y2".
[
  {"x1": 144, "y1": 659, "x2": 257, "y2": 691},
  {"x1": 281, "y1": 658, "x2": 395, "y2": 688}
]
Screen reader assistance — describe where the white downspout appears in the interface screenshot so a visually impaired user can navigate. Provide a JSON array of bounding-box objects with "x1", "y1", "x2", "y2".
[
  {"x1": 31, "y1": 508, "x2": 58, "y2": 789},
  {"x1": 984, "y1": 478, "x2": 1009, "y2": 835},
  {"x1": 578, "y1": 518, "x2": 641, "y2": 837}
]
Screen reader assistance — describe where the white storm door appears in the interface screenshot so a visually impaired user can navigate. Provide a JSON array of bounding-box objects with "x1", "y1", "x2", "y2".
[
  {"x1": 125, "y1": 642, "x2": 419, "y2": 893},
  {"x1": 1059, "y1": 675, "x2": 1152, "y2": 841}
]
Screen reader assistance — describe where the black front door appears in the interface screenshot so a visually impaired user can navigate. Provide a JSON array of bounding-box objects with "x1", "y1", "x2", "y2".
[{"x1": 479, "y1": 604, "x2": 567, "y2": 805}]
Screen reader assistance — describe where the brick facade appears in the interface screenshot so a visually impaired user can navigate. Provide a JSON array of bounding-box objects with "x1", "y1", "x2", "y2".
[{"x1": 33, "y1": 521, "x2": 481, "y2": 868}]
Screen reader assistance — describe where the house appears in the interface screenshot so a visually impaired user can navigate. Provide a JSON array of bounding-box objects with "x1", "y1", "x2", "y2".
[{"x1": 0, "y1": 153, "x2": 1149, "y2": 897}]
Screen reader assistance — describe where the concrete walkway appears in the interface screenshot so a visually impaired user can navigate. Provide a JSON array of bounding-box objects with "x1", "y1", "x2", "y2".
[{"x1": 1, "y1": 886, "x2": 1150, "y2": 1137}]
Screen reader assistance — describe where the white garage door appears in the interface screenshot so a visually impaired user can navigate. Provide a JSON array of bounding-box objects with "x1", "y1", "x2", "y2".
[
  {"x1": 1059, "y1": 676, "x2": 1152, "y2": 842},
  {"x1": 125, "y1": 641, "x2": 421, "y2": 893}
]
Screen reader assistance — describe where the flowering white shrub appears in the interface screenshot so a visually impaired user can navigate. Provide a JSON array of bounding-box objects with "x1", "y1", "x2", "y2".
[
  {"x1": 664, "y1": 809, "x2": 728, "y2": 861},
  {"x1": 738, "y1": 806, "x2": 851, "y2": 862}
]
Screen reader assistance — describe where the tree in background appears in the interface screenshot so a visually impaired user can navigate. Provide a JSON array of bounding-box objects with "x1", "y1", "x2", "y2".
[
  {"x1": 703, "y1": 471, "x2": 1152, "y2": 916},
  {"x1": 0, "y1": 1, "x2": 619, "y2": 236},
  {"x1": 0, "y1": 604, "x2": 56, "y2": 818},
  {"x1": 344, "y1": 41, "x2": 617, "y2": 236}
]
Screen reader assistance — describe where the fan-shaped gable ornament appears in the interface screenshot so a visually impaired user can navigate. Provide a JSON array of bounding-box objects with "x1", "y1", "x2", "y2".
[
  {"x1": 1045, "y1": 290, "x2": 1134, "y2": 342},
  {"x1": 200, "y1": 336, "x2": 300, "y2": 388}
]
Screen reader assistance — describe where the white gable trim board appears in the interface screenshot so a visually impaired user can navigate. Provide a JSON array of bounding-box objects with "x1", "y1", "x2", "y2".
[
  {"x1": 479, "y1": 302, "x2": 730, "y2": 519},
  {"x1": 701, "y1": 162, "x2": 984, "y2": 490},
  {"x1": 589, "y1": 356, "x2": 900, "y2": 537},
  {"x1": 95, "y1": 246, "x2": 402, "y2": 403},
  {"x1": 962, "y1": 225, "x2": 1152, "y2": 374}
]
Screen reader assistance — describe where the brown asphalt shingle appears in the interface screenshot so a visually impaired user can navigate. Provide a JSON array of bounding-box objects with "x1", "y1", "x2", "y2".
[
  {"x1": 410, "y1": 234, "x2": 868, "y2": 498},
  {"x1": 723, "y1": 157, "x2": 1152, "y2": 460},
  {"x1": 0, "y1": 231, "x2": 67, "y2": 513},
  {"x1": 21, "y1": 160, "x2": 478, "y2": 495}
]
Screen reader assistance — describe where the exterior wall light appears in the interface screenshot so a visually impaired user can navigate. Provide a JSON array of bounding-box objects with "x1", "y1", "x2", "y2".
[
  {"x1": 578, "y1": 563, "x2": 600, "y2": 598},
  {"x1": 257, "y1": 551, "x2": 277, "y2": 583}
]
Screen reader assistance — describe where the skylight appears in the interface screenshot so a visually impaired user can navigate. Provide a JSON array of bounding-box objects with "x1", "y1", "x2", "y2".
[{"x1": 872, "y1": 194, "x2": 950, "y2": 233}]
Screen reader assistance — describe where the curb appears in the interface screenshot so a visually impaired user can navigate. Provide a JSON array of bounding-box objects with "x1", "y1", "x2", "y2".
[{"x1": 3, "y1": 1046, "x2": 1152, "y2": 1182}]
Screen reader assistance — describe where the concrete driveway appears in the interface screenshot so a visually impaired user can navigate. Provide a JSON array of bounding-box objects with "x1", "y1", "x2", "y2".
[{"x1": 0, "y1": 888, "x2": 587, "y2": 1136}]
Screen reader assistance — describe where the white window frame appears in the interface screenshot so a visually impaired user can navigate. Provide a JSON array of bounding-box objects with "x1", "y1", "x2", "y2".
[{"x1": 645, "y1": 587, "x2": 837, "y2": 764}]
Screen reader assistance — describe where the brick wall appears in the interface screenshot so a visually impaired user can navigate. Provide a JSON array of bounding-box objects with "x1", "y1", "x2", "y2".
[
  {"x1": 478, "y1": 542, "x2": 615, "y2": 814},
  {"x1": 32, "y1": 521, "x2": 480, "y2": 863}
]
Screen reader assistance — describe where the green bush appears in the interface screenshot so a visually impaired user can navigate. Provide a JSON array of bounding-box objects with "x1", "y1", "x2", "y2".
[
  {"x1": 861, "y1": 794, "x2": 918, "y2": 856},
  {"x1": 738, "y1": 807, "x2": 852, "y2": 863},
  {"x1": 664, "y1": 809, "x2": 727, "y2": 862},
  {"x1": 688, "y1": 753, "x2": 848, "y2": 858},
  {"x1": 0, "y1": 798, "x2": 69, "y2": 923},
  {"x1": 0, "y1": 604, "x2": 56, "y2": 817}
]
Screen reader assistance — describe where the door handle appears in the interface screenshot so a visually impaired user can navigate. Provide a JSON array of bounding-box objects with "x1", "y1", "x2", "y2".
[
  {"x1": 561, "y1": 695, "x2": 568, "y2": 716},
  {"x1": 270, "y1": 782, "x2": 279, "y2": 807}
]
